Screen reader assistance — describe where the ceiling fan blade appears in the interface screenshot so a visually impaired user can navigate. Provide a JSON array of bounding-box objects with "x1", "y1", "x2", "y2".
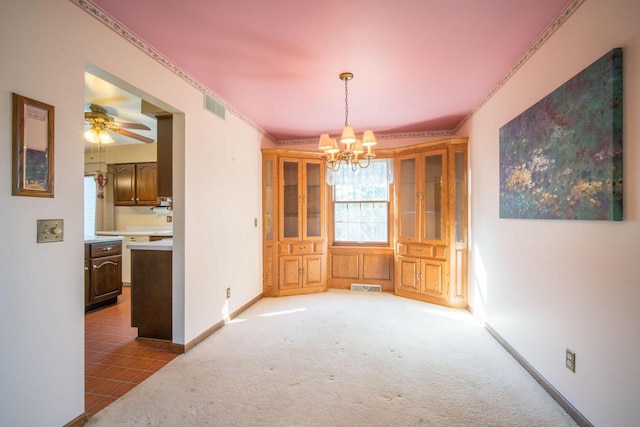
[
  {"x1": 115, "y1": 122, "x2": 151, "y2": 131},
  {"x1": 112, "y1": 128, "x2": 155, "y2": 143}
]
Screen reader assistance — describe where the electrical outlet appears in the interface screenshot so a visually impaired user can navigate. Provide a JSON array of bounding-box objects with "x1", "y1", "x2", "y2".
[
  {"x1": 566, "y1": 348, "x2": 576, "y2": 372},
  {"x1": 226, "y1": 287, "x2": 231, "y2": 299}
]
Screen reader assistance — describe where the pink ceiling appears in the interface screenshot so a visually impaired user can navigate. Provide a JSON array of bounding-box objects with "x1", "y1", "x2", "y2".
[{"x1": 88, "y1": 0, "x2": 574, "y2": 142}]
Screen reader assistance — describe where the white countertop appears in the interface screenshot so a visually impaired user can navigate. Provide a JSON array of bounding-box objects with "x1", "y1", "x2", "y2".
[
  {"x1": 84, "y1": 235, "x2": 125, "y2": 244},
  {"x1": 127, "y1": 238, "x2": 173, "y2": 251},
  {"x1": 96, "y1": 230, "x2": 173, "y2": 237}
]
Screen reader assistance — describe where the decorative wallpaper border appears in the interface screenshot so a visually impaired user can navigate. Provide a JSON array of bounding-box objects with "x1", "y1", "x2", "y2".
[
  {"x1": 277, "y1": 130, "x2": 455, "y2": 146},
  {"x1": 71, "y1": 0, "x2": 584, "y2": 145}
]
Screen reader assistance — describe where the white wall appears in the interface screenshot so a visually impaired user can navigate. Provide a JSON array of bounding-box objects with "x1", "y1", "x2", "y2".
[
  {"x1": 456, "y1": 0, "x2": 640, "y2": 425},
  {"x1": 0, "y1": 0, "x2": 264, "y2": 425}
]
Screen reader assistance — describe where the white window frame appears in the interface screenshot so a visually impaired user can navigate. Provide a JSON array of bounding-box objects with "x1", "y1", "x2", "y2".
[{"x1": 330, "y1": 159, "x2": 393, "y2": 245}]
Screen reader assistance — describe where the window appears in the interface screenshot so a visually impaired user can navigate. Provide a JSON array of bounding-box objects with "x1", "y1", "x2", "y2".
[
  {"x1": 331, "y1": 159, "x2": 392, "y2": 243},
  {"x1": 84, "y1": 175, "x2": 96, "y2": 236}
]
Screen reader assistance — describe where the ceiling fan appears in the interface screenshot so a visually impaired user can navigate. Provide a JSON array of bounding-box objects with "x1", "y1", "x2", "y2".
[{"x1": 84, "y1": 104, "x2": 154, "y2": 144}]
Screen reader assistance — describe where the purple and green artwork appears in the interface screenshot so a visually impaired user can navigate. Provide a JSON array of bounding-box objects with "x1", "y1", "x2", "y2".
[{"x1": 499, "y1": 48, "x2": 623, "y2": 220}]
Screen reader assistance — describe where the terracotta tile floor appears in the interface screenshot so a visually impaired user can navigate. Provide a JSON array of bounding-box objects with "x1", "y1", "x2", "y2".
[{"x1": 85, "y1": 287, "x2": 178, "y2": 417}]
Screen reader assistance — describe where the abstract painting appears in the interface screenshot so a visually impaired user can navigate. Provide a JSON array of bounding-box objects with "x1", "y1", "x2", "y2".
[{"x1": 499, "y1": 48, "x2": 623, "y2": 220}]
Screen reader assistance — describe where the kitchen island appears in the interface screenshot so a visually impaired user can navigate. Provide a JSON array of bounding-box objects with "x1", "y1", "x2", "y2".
[
  {"x1": 96, "y1": 227, "x2": 172, "y2": 285},
  {"x1": 129, "y1": 238, "x2": 172, "y2": 341}
]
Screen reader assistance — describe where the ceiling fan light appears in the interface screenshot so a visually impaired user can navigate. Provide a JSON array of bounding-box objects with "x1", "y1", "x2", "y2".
[
  {"x1": 84, "y1": 127, "x2": 98, "y2": 143},
  {"x1": 340, "y1": 126, "x2": 356, "y2": 144},
  {"x1": 362, "y1": 130, "x2": 377, "y2": 146},
  {"x1": 98, "y1": 128, "x2": 114, "y2": 144}
]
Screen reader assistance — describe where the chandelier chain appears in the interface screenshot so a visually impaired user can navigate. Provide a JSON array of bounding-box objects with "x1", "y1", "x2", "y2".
[{"x1": 344, "y1": 78, "x2": 349, "y2": 127}]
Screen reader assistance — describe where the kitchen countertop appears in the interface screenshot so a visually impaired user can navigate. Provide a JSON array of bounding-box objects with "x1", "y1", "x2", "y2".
[
  {"x1": 84, "y1": 235, "x2": 125, "y2": 244},
  {"x1": 127, "y1": 238, "x2": 173, "y2": 251},
  {"x1": 96, "y1": 230, "x2": 173, "y2": 237}
]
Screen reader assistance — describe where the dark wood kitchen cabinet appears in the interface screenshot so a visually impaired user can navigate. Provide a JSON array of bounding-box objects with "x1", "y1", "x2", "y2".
[
  {"x1": 112, "y1": 162, "x2": 157, "y2": 206},
  {"x1": 131, "y1": 248, "x2": 172, "y2": 340},
  {"x1": 85, "y1": 239, "x2": 122, "y2": 312},
  {"x1": 156, "y1": 115, "x2": 173, "y2": 198}
]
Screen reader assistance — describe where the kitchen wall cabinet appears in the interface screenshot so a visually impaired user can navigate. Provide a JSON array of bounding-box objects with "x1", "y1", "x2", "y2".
[
  {"x1": 112, "y1": 162, "x2": 157, "y2": 206},
  {"x1": 394, "y1": 140, "x2": 468, "y2": 308},
  {"x1": 156, "y1": 115, "x2": 173, "y2": 198},
  {"x1": 85, "y1": 239, "x2": 122, "y2": 311},
  {"x1": 262, "y1": 150, "x2": 326, "y2": 296}
]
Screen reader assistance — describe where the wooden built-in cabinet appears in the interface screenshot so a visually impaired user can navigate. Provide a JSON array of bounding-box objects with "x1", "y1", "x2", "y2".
[
  {"x1": 85, "y1": 239, "x2": 123, "y2": 312},
  {"x1": 112, "y1": 162, "x2": 158, "y2": 206},
  {"x1": 262, "y1": 151, "x2": 326, "y2": 296},
  {"x1": 262, "y1": 138, "x2": 467, "y2": 307},
  {"x1": 395, "y1": 141, "x2": 468, "y2": 308}
]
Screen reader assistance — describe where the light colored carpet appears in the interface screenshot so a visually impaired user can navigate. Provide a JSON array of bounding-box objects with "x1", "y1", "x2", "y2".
[{"x1": 86, "y1": 290, "x2": 577, "y2": 426}]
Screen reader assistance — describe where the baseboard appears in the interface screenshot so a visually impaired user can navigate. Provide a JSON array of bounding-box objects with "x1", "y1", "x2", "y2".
[
  {"x1": 63, "y1": 412, "x2": 88, "y2": 427},
  {"x1": 171, "y1": 292, "x2": 264, "y2": 354},
  {"x1": 484, "y1": 323, "x2": 593, "y2": 427}
]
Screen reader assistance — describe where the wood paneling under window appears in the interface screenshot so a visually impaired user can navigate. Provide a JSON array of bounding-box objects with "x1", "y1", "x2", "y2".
[{"x1": 329, "y1": 248, "x2": 394, "y2": 292}]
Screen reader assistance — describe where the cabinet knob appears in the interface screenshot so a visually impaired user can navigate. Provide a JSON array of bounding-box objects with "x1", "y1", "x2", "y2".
[{"x1": 298, "y1": 246, "x2": 306, "y2": 250}]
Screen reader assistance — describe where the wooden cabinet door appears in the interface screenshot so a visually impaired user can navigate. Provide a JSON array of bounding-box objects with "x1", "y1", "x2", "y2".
[
  {"x1": 84, "y1": 244, "x2": 91, "y2": 306},
  {"x1": 279, "y1": 256, "x2": 302, "y2": 290},
  {"x1": 397, "y1": 154, "x2": 419, "y2": 242},
  {"x1": 421, "y1": 259, "x2": 446, "y2": 300},
  {"x1": 303, "y1": 255, "x2": 323, "y2": 287},
  {"x1": 90, "y1": 255, "x2": 122, "y2": 303},
  {"x1": 156, "y1": 116, "x2": 173, "y2": 198},
  {"x1": 396, "y1": 256, "x2": 420, "y2": 293},
  {"x1": 421, "y1": 149, "x2": 447, "y2": 244},
  {"x1": 114, "y1": 164, "x2": 136, "y2": 205},
  {"x1": 280, "y1": 159, "x2": 302, "y2": 240},
  {"x1": 135, "y1": 163, "x2": 158, "y2": 205},
  {"x1": 303, "y1": 160, "x2": 324, "y2": 240}
]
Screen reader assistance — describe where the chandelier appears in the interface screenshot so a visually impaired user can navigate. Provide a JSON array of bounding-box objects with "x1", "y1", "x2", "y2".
[
  {"x1": 318, "y1": 72, "x2": 377, "y2": 171},
  {"x1": 84, "y1": 123, "x2": 114, "y2": 144}
]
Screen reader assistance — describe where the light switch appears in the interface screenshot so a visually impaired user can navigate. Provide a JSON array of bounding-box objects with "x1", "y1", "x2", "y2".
[{"x1": 37, "y1": 219, "x2": 64, "y2": 243}]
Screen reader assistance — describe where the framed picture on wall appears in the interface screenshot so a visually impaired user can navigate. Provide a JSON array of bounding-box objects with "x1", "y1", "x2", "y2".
[{"x1": 12, "y1": 93, "x2": 55, "y2": 197}]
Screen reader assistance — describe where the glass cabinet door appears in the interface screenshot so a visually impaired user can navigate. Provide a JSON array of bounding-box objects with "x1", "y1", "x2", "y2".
[
  {"x1": 305, "y1": 161, "x2": 322, "y2": 238},
  {"x1": 423, "y1": 150, "x2": 446, "y2": 242},
  {"x1": 282, "y1": 160, "x2": 299, "y2": 239},
  {"x1": 398, "y1": 155, "x2": 418, "y2": 241},
  {"x1": 453, "y1": 150, "x2": 466, "y2": 243},
  {"x1": 264, "y1": 159, "x2": 274, "y2": 240}
]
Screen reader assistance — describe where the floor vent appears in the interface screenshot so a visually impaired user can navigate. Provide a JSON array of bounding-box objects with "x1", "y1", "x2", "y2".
[
  {"x1": 350, "y1": 284, "x2": 382, "y2": 293},
  {"x1": 204, "y1": 92, "x2": 226, "y2": 120}
]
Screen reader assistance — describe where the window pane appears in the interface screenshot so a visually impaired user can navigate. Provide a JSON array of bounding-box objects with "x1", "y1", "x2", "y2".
[
  {"x1": 335, "y1": 222, "x2": 347, "y2": 241},
  {"x1": 334, "y1": 202, "x2": 388, "y2": 243},
  {"x1": 333, "y1": 160, "x2": 389, "y2": 202},
  {"x1": 332, "y1": 159, "x2": 390, "y2": 243},
  {"x1": 334, "y1": 203, "x2": 348, "y2": 222}
]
